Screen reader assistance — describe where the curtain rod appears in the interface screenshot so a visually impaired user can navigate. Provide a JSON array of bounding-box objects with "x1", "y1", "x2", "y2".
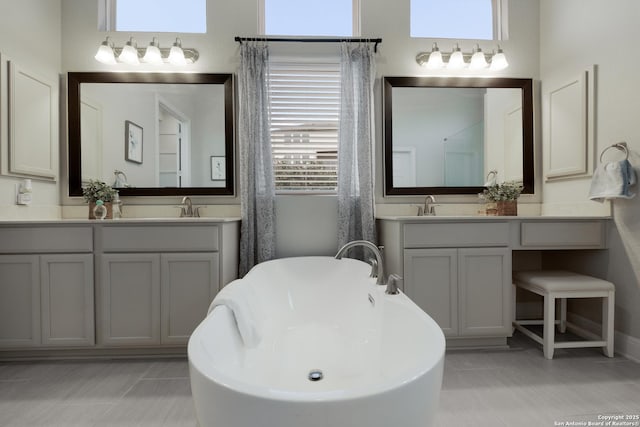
[{"x1": 234, "y1": 36, "x2": 382, "y2": 52}]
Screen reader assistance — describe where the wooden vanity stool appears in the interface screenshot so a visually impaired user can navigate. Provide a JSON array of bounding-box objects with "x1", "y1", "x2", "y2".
[{"x1": 513, "y1": 270, "x2": 615, "y2": 359}]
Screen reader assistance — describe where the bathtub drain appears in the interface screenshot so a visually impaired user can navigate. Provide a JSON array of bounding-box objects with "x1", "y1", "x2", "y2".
[{"x1": 308, "y1": 370, "x2": 324, "y2": 382}]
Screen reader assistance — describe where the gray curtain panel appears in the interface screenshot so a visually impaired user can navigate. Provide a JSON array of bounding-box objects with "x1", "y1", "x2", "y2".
[
  {"x1": 337, "y1": 42, "x2": 377, "y2": 251},
  {"x1": 238, "y1": 41, "x2": 276, "y2": 277}
]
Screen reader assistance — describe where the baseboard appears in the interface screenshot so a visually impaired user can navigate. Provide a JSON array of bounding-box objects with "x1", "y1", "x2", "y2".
[{"x1": 568, "y1": 313, "x2": 640, "y2": 363}]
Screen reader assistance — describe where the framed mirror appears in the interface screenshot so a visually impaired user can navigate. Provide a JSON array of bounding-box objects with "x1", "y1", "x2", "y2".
[
  {"x1": 383, "y1": 77, "x2": 534, "y2": 196},
  {"x1": 68, "y1": 72, "x2": 234, "y2": 197}
]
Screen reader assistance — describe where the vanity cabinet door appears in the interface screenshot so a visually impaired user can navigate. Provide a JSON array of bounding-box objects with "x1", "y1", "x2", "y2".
[
  {"x1": 404, "y1": 249, "x2": 458, "y2": 336},
  {"x1": 458, "y1": 248, "x2": 512, "y2": 337},
  {"x1": 40, "y1": 254, "x2": 94, "y2": 346},
  {"x1": 160, "y1": 253, "x2": 219, "y2": 345},
  {"x1": 99, "y1": 254, "x2": 161, "y2": 346},
  {"x1": 0, "y1": 255, "x2": 40, "y2": 347}
]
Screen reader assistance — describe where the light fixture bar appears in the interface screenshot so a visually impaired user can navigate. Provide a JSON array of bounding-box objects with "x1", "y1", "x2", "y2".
[
  {"x1": 416, "y1": 44, "x2": 508, "y2": 70},
  {"x1": 94, "y1": 37, "x2": 199, "y2": 65}
]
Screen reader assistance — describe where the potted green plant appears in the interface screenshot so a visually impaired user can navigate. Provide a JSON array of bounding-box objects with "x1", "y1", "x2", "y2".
[
  {"x1": 480, "y1": 180, "x2": 524, "y2": 216},
  {"x1": 82, "y1": 180, "x2": 117, "y2": 219}
]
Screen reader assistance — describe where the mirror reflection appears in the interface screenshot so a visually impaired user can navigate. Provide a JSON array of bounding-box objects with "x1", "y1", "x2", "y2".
[
  {"x1": 81, "y1": 83, "x2": 226, "y2": 188},
  {"x1": 392, "y1": 87, "x2": 523, "y2": 187},
  {"x1": 68, "y1": 73, "x2": 234, "y2": 197},
  {"x1": 383, "y1": 77, "x2": 534, "y2": 196}
]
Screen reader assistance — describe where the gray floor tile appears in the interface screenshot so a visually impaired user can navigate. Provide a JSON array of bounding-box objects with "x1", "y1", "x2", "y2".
[
  {"x1": 0, "y1": 332, "x2": 639, "y2": 426},
  {"x1": 94, "y1": 378, "x2": 196, "y2": 427},
  {"x1": 142, "y1": 359, "x2": 190, "y2": 380}
]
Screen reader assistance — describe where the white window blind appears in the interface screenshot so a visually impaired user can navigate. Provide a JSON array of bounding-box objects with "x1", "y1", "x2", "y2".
[{"x1": 268, "y1": 62, "x2": 341, "y2": 192}]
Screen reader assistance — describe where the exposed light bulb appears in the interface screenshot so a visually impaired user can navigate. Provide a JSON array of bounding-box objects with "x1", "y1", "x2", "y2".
[
  {"x1": 118, "y1": 38, "x2": 140, "y2": 65},
  {"x1": 94, "y1": 38, "x2": 116, "y2": 65},
  {"x1": 168, "y1": 38, "x2": 187, "y2": 65}
]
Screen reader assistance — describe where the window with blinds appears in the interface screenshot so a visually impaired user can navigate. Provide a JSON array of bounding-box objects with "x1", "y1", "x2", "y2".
[{"x1": 268, "y1": 62, "x2": 341, "y2": 192}]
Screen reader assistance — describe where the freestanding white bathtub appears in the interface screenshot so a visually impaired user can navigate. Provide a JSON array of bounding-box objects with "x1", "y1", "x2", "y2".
[{"x1": 188, "y1": 256, "x2": 445, "y2": 427}]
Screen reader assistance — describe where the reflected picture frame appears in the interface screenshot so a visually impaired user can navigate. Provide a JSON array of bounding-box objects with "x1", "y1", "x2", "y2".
[
  {"x1": 125, "y1": 120, "x2": 143, "y2": 164},
  {"x1": 211, "y1": 156, "x2": 225, "y2": 181}
]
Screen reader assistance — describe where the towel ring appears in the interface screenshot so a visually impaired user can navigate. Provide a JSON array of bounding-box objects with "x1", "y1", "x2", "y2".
[{"x1": 599, "y1": 142, "x2": 629, "y2": 163}]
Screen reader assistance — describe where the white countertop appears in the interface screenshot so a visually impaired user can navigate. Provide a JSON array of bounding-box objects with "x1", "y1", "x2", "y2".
[
  {"x1": 0, "y1": 217, "x2": 241, "y2": 225},
  {"x1": 376, "y1": 215, "x2": 612, "y2": 221}
]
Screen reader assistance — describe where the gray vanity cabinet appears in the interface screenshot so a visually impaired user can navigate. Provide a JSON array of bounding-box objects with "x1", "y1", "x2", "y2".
[
  {"x1": 40, "y1": 254, "x2": 94, "y2": 346},
  {"x1": 99, "y1": 254, "x2": 161, "y2": 346},
  {"x1": 404, "y1": 247, "x2": 511, "y2": 338},
  {"x1": 0, "y1": 226, "x2": 95, "y2": 349},
  {"x1": 97, "y1": 224, "x2": 227, "y2": 347},
  {"x1": 0, "y1": 255, "x2": 40, "y2": 347},
  {"x1": 457, "y1": 248, "x2": 511, "y2": 337},
  {"x1": 161, "y1": 253, "x2": 219, "y2": 345},
  {"x1": 380, "y1": 219, "x2": 513, "y2": 346},
  {"x1": 0, "y1": 220, "x2": 238, "y2": 357},
  {"x1": 404, "y1": 249, "x2": 458, "y2": 336}
]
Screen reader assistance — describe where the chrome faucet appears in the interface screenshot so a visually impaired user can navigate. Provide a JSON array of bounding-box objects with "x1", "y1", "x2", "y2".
[
  {"x1": 335, "y1": 240, "x2": 385, "y2": 285},
  {"x1": 423, "y1": 195, "x2": 436, "y2": 216},
  {"x1": 180, "y1": 197, "x2": 193, "y2": 217},
  {"x1": 179, "y1": 196, "x2": 200, "y2": 217},
  {"x1": 335, "y1": 241, "x2": 402, "y2": 294}
]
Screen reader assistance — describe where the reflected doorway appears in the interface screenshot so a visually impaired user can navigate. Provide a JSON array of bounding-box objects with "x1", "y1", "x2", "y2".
[{"x1": 157, "y1": 99, "x2": 191, "y2": 187}]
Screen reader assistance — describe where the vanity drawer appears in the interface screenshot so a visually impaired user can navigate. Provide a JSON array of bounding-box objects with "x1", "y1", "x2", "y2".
[
  {"x1": 100, "y1": 225, "x2": 219, "y2": 252},
  {"x1": 0, "y1": 227, "x2": 93, "y2": 253},
  {"x1": 520, "y1": 221, "x2": 606, "y2": 248},
  {"x1": 403, "y1": 222, "x2": 510, "y2": 248}
]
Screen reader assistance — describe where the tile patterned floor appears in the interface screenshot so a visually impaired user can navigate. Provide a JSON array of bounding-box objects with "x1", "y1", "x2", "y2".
[{"x1": 0, "y1": 332, "x2": 639, "y2": 427}]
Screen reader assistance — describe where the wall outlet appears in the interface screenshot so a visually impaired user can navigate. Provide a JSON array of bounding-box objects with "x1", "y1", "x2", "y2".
[{"x1": 16, "y1": 181, "x2": 32, "y2": 205}]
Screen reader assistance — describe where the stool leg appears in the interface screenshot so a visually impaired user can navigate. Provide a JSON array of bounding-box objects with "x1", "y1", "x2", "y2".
[
  {"x1": 544, "y1": 294, "x2": 555, "y2": 359},
  {"x1": 602, "y1": 291, "x2": 615, "y2": 357},
  {"x1": 559, "y1": 298, "x2": 567, "y2": 333},
  {"x1": 512, "y1": 283, "x2": 516, "y2": 335}
]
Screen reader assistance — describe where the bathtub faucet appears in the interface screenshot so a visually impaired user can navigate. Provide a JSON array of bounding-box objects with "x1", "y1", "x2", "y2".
[{"x1": 335, "y1": 240, "x2": 386, "y2": 286}]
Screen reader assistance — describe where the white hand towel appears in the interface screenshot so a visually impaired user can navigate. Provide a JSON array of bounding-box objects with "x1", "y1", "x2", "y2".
[
  {"x1": 588, "y1": 160, "x2": 637, "y2": 203},
  {"x1": 208, "y1": 280, "x2": 262, "y2": 348}
]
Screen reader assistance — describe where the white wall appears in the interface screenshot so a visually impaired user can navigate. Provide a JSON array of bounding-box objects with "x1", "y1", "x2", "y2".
[
  {"x1": 0, "y1": 0, "x2": 61, "y2": 219},
  {"x1": 540, "y1": 0, "x2": 640, "y2": 340}
]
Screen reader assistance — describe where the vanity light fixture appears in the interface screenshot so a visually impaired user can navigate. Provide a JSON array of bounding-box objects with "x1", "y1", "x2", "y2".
[
  {"x1": 94, "y1": 37, "x2": 117, "y2": 65},
  {"x1": 447, "y1": 43, "x2": 465, "y2": 70},
  {"x1": 489, "y1": 45, "x2": 509, "y2": 71},
  {"x1": 469, "y1": 44, "x2": 488, "y2": 70},
  {"x1": 424, "y1": 43, "x2": 444, "y2": 69},
  {"x1": 118, "y1": 37, "x2": 140, "y2": 65},
  {"x1": 169, "y1": 37, "x2": 187, "y2": 65},
  {"x1": 94, "y1": 36, "x2": 199, "y2": 65},
  {"x1": 142, "y1": 37, "x2": 163, "y2": 64},
  {"x1": 416, "y1": 43, "x2": 509, "y2": 71},
  {"x1": 168, "y1": 38, "x2": 187, "y2": 65}
]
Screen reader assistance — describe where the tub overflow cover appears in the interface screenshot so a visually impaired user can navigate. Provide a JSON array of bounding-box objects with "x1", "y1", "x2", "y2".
[{"x1": 308, "y1": 370, "x2": 324, "y2": 382}]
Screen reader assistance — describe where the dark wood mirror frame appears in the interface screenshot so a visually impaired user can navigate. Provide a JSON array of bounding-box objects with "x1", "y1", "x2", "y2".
[
  {"x1": 383, "y1": 76, "x2": 534, "y2": 196},
  {"x1": 67, "y1": 72, "x2": 235, "y2": 197}
]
